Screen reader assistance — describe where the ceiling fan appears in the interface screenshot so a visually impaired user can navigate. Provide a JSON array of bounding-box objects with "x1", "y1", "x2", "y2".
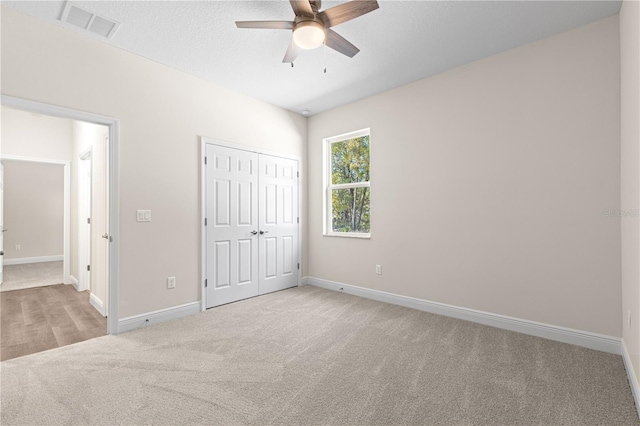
[{"x1": 236, "y1": 0, "x2": 379, "y2": 64}]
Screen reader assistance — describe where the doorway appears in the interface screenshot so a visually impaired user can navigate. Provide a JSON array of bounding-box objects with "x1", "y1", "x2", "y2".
[
  {"x1": 0, "y1": 112, "x2": 111, "y2": 360},
  {"x1": 202, "y1": 139, "x2": 301, "y2": 309},
  {"x1": 0, "y1": 157, "x2": 67, "y2": 291},
  {"x1": 1, "y1": 95, "x2": 119, "y2": 335}
]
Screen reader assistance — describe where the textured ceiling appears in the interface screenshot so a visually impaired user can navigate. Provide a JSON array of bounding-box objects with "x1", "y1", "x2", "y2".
[{"x1": 4, "y1": 1, "x2": 622, "y2": 116}]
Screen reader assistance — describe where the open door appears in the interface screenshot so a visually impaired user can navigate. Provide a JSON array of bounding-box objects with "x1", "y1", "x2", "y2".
[
  {"x1": 78, "y1": 148, "x2": 92, "y2": 292},
  {"x1": 1, "y1": 95, "x2": 118, "y2": 334},
  {"x1": 1, "y1": 162, "x2": 4, "y2": 285},
  {"x1": 89, "y1": 134, "x2": 109, "y2": 317}
]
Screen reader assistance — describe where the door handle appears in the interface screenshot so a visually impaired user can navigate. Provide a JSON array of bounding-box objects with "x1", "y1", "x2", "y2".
[
  {"x1": 102, "y1": 233, "x2": 109, "y2": 239},
  {"x1": 250, "y1": 230, "x2": 258, "y2": 235},
  {"x1": 259, "y1": 230, "x2": 269, "y2": 235},
  {"x1": 1, "y1": 229, "x2": 6, "y2": 232}
]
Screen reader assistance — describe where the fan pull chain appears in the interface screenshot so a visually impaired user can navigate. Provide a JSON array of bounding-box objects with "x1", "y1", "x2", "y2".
[{"x1": 323, "y1": 42, "x2": 327, "y2": 74}]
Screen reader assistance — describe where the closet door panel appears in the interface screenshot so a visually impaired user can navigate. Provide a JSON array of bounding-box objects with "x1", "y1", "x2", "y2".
[
  {"x1": 205, "y1": 145, "x2": 259, "y2": 308},
  {"x1": 205, "y1": 144, "x2": 299, "y2": 308},
  {"x1": 258, "y1": 154, "x2": 299, "y2": 295}
]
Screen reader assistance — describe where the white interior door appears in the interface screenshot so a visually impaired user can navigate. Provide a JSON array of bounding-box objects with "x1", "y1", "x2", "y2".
[
  {"x1": 90, "y1": 135, "x2": 109, "y2": 316},
  {"x1": 206, "y1": 145, "x2": 259, "y2": 308},
  {"x1": 1, "y1": 162, "x2": 4, "y2": 285},
  {"x1": 258, "y1": 155, "x2": 299, "y2": 294},
  {"x1": 78, "y1": 150, "x2": 91, "y2": 292}
]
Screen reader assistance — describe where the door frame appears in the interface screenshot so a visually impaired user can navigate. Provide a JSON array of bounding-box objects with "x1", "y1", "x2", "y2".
[
  {"x1": 1, "y1": 95, "x2": 120, "y2": 335},
  {"x1": 0, "y1": 155, "x2": 71, "y2": 284},
  {"x1": 199, "y1": 136, "x2": 302, "y2": 312}
]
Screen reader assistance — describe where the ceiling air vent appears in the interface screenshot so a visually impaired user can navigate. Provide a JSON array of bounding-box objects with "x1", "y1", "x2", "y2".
[{"x1": 60, "y1": 2, "x2": 120, "y2": 39}]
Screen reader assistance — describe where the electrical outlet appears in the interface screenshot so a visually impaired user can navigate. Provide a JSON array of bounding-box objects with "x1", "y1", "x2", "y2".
[
  {"x1": 167, "y1": 276, "x2": 176, "y2": 289},
  {"x1": 15, "y1": 244, "x2": 20, "y2": 251},
  {"x1": 628, "y1": 310, "x2": 632, "y2": 329},
  {"x1": 375, "y1": 264, "x2": 382, "y2": 275}
]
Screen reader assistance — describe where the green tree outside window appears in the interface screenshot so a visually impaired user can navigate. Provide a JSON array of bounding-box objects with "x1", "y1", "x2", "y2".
[{"x1": 327, "y1": 134, "x2": 370, "y2": 234}]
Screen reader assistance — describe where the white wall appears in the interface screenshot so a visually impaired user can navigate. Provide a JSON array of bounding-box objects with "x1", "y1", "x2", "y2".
[
  {"x1": 2, "y1": 160, "x2": 64, "y2": 260},
  {"x1": 1, "y1": 106, "x2": 73, "y2": 263},
  {"x1": 1, "y1": 106, "x2": 73, "y2": 161},
  {"x1": 620, "y1": 0, "x2": 640, "y2": 383},
  {"x1": 0, "y1": 7, "x2": 307, "y2": 318},
  {"x1": 308, "y1": 16, "x2": 621, "y2": 337}
]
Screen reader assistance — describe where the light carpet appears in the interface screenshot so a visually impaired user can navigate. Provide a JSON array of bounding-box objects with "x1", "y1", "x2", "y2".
[
  {"x1": 1, "y1": 285, "x2": 638, "y2": 425},
  {"x1": 1, "y1": 261, "x2": 63, "y2": 292}
]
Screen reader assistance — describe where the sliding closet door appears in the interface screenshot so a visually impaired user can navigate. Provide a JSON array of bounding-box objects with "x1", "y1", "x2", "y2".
[
  {"x1": 205, "y1": 145, "x2": 259, "y2": 308},
  {"x1": 258, "y1": 155, "x2": 299, "y2": 294}
]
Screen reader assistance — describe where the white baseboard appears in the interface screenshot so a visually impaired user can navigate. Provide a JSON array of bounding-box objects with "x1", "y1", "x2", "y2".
[
  {"x1": 117, "y1": 301, "x2": 201, "y2": 334},
  {"x1": 622, "y1": 340, "x2": 640, "y2": 419},
  {"x1": 90, "y1": 293, "x2": 106, "y2": 317},
  {"x1": 303, "y1": 276, "x2": 621, "y2": 355},
  {"x1": 4, "y1": 255, "x2": 63, "y2": 266},
  {"x1": 68, "y1": 275, "x2": 79, "y2": 290}
]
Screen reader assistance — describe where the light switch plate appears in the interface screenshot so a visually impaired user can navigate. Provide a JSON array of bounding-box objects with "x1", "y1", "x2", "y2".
[{"x1": 137, "y1": 210, "x2": 151, "y2": 222}]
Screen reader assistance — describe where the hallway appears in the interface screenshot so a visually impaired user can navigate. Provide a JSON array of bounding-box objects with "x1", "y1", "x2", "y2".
[{"x1": 0, "y1": 284, "x2": 106, "y2": 361}]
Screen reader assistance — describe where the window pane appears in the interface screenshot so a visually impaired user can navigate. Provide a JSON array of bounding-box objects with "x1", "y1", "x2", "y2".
[
  {"x1": 332, "y1": 187, "x2": 370, "y2": 233},
  {"x1": 331, "y1": 136, "x2": 370, "y2": 185}
]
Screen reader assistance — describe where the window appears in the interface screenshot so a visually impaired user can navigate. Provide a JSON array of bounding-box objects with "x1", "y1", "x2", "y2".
[{"x1": 324, "y1": 129, "x2": 370, "y2": 238}]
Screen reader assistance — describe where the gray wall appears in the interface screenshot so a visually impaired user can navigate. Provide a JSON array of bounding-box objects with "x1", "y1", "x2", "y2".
[
  {"x1": 620, "y1": 0, "x2": 640, "y2": 384},
  {"x1": 2, "y1": 160, "x2": 64, "y2": 260}
]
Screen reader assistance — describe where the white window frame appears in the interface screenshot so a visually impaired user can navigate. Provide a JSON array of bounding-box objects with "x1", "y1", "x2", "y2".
[{"x1": 323, "y1": 128, "x2": 371, "y2": 238}]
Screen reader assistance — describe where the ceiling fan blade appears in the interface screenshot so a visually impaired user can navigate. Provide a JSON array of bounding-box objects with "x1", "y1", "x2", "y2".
[
  {"x1": 325, "y1": 29, "x2": 359, "y2": 58},
  {"x1": 318, "y1": 1, "x2": 379, "y2": 28},
  {"x1": 235, "y1": 21, "x2": 294, "y2": 30},
  {"x1": 289, "y1": 0, "x2": 314, "y2": 17},
  {"x1": 283, "y1": 39, "x2": 301, "y2": 63}
]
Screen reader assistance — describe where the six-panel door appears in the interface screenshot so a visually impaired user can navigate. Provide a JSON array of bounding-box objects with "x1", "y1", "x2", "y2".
[
  {"x1": 205, "y1": 144, "x2": 299, "y2": 308},
  {"x1": 258, "y1": 155, "x2": 299, "y2": 295},
  {"x1": 206, "y1": 145, "x2": 260, "y2": 308}
]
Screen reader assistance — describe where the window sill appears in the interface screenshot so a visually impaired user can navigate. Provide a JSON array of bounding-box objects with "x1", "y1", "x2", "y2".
[{"x1": 323, "y1": 232, "x2": 371, "y2": 239}]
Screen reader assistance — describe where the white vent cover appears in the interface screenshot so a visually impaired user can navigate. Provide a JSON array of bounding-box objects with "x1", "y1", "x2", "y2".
[{"x1": 60, "y1": 2, "x2": 120, "y2": 39}]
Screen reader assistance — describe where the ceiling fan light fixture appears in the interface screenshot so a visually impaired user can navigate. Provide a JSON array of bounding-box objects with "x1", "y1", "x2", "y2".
[{"x1": 293, "y1": 21, "x2": 325, "y2": 49}]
